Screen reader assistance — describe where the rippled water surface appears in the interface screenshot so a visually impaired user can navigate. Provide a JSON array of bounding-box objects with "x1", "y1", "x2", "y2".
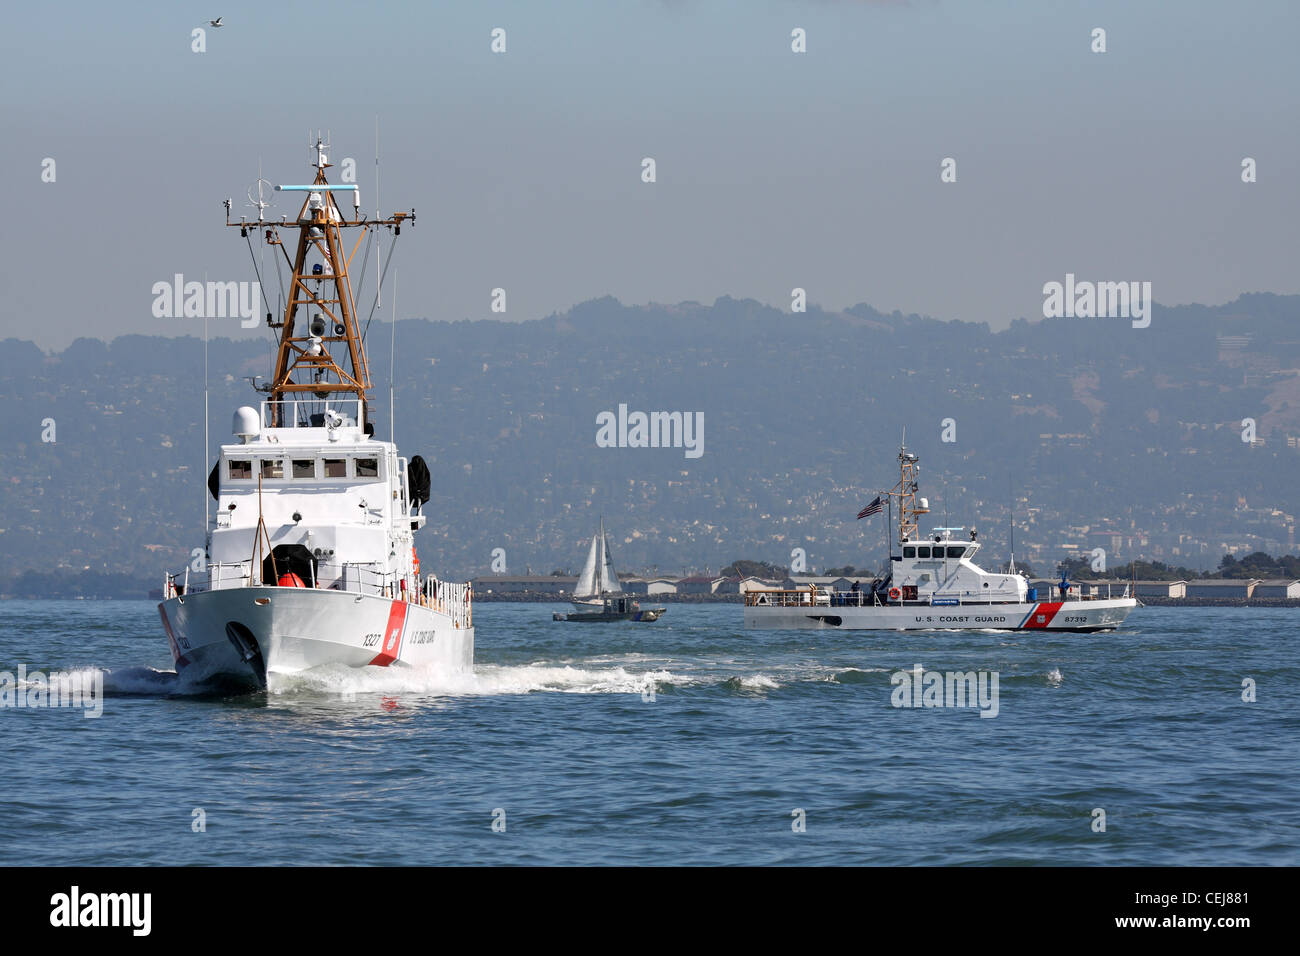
[{"x1": 0, "y1": 600, "x2": 1295, "y2": 865}]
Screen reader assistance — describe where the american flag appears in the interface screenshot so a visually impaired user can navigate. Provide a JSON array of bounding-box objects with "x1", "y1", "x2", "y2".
[{"x1": 857, "y1": 495, "x2": 883, "y2": 520}]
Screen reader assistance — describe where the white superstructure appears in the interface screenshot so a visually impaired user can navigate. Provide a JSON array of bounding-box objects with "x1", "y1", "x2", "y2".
[{"x1": 157, "y1": 136, "x2": 472, "y2": 687}]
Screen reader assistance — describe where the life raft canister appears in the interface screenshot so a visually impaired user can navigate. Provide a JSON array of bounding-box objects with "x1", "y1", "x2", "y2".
[
  {"x1": 277, "y1": 572, "x2": 306, "y2": 588},
  {"x1": 888, "y1": 587, "x2": 902, "y2": 601}
]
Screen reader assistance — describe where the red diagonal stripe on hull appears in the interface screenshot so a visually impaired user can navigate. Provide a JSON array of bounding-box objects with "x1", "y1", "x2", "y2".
[
  {"x1": 1021, "y1": 601, "x2": 1064, "y2": 629},
  {"x1": 370, "y1": 600, "x2": 408, "y2": 666}
]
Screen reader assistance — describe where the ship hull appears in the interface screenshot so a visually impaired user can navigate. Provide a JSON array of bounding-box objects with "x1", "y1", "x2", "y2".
[
  {"x1": 554, "y1": 607, "x2": 666, "y2": 622},
  {"x1": 744, "y1": 598, "x2": 1136, "y2": 631},
  {"x1": 158, "y1": 587, "x2": 473, "y2": 689}
]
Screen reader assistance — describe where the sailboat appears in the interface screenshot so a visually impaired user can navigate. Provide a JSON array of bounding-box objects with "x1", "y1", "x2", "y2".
[
  {"x1": 156, "y1": 135, "x2": 474, "y2": 688},
  {"x1": 572, "y1": 517, "x2": 621, "y2": 609},
  {"x1": 554, "y1": 519, "x2": 665, "y2": 622}
]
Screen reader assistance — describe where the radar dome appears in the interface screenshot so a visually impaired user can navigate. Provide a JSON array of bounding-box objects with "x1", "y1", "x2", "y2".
[{"x1": 232, "y1": 406, "x2": 260, "y2": 443}]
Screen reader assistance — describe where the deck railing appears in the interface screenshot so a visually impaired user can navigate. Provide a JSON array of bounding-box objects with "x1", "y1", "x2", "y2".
[
  {"x1": 744, "y1": 587, "x2": 1130, "y2": 608},
  {"x1": 427, "y1": 579, "x2": 472, "y2": 629},
  {"x1": 261, "y1": 398, "x2": 365, "y2": 430},
  {"x1": 164, "y1": 561, "x2": 473, "y2": 626},
  {"x1": 748, "y1": 587, "x2": 837, "y2": 608}
]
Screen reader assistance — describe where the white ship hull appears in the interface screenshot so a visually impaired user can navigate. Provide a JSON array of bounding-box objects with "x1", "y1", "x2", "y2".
[
  {"x1": 744, "y1": 597, "x2": 1136, "y2": 632},
  {"x1": 158, "y1": 587, "x2": 473, "y2": 689}
]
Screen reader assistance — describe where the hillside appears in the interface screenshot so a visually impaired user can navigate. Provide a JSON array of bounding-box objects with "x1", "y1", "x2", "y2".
[{"x1": 2, "y1": 293, "x2": 1298, "y2": 587}]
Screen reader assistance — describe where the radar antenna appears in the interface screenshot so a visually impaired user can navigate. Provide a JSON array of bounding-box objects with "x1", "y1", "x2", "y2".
[
  {"x1": 246, "y1": 178, "x2": 275, "y2": 223},
  {"x1": 226, "y1": 132, "x2": 414, "y2": 426}
]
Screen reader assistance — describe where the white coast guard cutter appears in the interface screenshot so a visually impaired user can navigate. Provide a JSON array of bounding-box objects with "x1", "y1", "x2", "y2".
[
  {"x1": 158, "y1": 136, "x2": 472, "y2": 688},
  {"x1": 744, "y1": 443, "x2": 1136, "y2": 632}
]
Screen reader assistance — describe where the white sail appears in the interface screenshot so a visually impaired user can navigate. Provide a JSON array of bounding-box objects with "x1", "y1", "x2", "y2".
[
  {"x1": 574, "y1": 533, "x2": 600, "y2": 598},
  {"x1": 599, "y1": 528, "x2": 622, "y2": 595}
]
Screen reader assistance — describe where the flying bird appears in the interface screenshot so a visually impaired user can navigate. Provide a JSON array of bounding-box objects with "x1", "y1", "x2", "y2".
[{"x1": 209, "y1": 17, "x2": 224, "y2": 27}]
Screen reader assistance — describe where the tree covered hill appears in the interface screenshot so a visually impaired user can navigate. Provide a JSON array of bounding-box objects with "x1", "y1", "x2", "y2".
[{"x1": 2, "y1": 292, "x2": 1297, "y2": 587}]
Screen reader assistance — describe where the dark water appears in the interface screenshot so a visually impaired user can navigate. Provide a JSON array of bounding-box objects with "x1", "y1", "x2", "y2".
[{"x1": 0, "y1": 600, "x2": 1295, "y2": 865}]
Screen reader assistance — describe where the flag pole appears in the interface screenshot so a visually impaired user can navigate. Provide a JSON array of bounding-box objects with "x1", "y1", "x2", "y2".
[{"x1": 886, "y1": 494, "x2": 893, "y2": 560}]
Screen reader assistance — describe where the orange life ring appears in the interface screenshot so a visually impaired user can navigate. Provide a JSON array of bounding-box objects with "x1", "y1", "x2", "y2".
[{"x1": 888, "y1": 587, "x2": 901, "y2": 600}]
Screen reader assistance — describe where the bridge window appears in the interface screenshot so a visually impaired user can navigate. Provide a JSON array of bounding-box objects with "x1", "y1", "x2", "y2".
[
  {"x1": 903, "y1": 546, "x2": 915, "y2": 558},
  {"x1": 918, "y1": 546, "x2": 930, "y2": 558},
  {"x1": 947, "y1": 546, "x2": 965, "y2": 559},
  {"x1": 228, "y1": 459, "x2": 252, "y2": 480},
  {"x1": 356, "y1": 458, "x2": 379, "y2": 478},
  {"x1": 260, "y1": 459, "x2": 283, "y2": 479},
  {"x1": 292, "y1": 459, "x2": 315, "y2": 479},
  {"x1": 323, "y1": 458, "x2": 347, "y2": 478}
]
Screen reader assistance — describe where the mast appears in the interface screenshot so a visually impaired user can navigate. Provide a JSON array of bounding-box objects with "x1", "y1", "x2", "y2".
[
  {"x1": 203, "y1": 282, "x2": 209, "y2": 540},
  {"x1": 389, "y1": 269, "x2": 397, "y2": 443},
  {"x1": 886, "y1": 438, "x2": 929, "y2": 545},
  {"x1": 597, "y1": 516, "x2": 607, "y2": 594},
  {"x1": 228, "y1": 134, "x2": 414, "y2": 425},
  {"x1": 600, "y1": 518, "x2": 621, "y2": 595},
  {"x1": 1009, "y1": 500, "x2": 1017, "y2": 573}
]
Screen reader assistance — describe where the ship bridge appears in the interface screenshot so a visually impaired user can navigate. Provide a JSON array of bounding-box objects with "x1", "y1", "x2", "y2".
[
  {"x1": 200, "y1": 399, "x2": 426, "y2": 594},
  {"x1": 893, "y1": 527, "x2": 1027, "y2": 604}
]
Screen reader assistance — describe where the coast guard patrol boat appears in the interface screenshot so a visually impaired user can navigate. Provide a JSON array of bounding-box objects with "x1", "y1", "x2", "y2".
[
  {"x1": 157, "y1": 137, "x2": 472, "y2": 688},
  {"x1": 744, "y1": 443, "x2": 1136, "y2": 632}
]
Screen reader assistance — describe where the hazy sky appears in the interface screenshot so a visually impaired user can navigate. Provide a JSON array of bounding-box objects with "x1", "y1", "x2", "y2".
[{"x1": 2, "y1": 0, "x2": 1297, "y2": 348}]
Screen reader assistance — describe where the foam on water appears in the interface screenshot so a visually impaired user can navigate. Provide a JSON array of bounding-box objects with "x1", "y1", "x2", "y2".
[
  {"x1": 100, "y1": 666, "x2": 187, "y2": 694},
  {"x1": 27, "y1": 658, "x2": 901, "y2": 700},
  {"x1": 828, "y1": 666, "x2": 890, "y2": 684},
  {"x1": 9, "y1": 665, "x2": 186, "y2": 696},
  {"x1": 21, "y1": 658, "x2": 706, "y2": 700},
  {"x1": 267, "y1": 661, "x2": 693, "y2": 698}
]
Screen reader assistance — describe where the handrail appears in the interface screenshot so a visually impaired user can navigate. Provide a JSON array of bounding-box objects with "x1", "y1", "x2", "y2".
[
  {"x1": 745, "y1": 588, "x2": 1129, "y2": 608},
  {"x1": 261, "y1": 397, "x2": 365, "y2": 430},
  {"x1": 162, "y1": 559, "x2": 473, "y2": 626}
]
